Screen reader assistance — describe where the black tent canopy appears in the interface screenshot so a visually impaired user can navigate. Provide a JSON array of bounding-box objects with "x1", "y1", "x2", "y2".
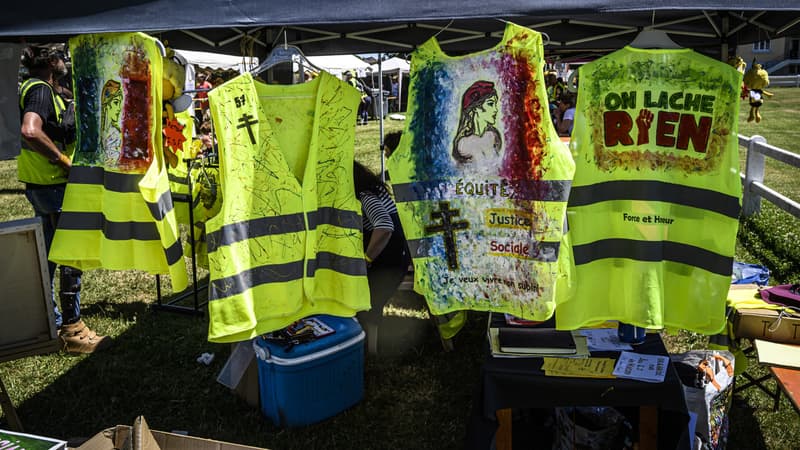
[{"x1": 1, "y1": 2, "x2": 799, "y2": 58}]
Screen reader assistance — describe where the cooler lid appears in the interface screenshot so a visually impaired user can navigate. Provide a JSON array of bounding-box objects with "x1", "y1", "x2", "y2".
[{"x1": 255, "y1": 315, "x2": 362, "y2": 360}]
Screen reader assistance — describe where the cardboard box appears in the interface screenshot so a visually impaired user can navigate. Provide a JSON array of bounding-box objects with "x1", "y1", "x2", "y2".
[
  {"x1": 74, "y1": 416, "x2": 266, "y2": 450},
  {"x1": 732, "y1": 308, "x2": 800, "y2": 344}
]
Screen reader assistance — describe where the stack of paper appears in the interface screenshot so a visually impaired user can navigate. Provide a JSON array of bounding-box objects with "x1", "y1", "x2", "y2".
[
  {"x1": 612, "y1": 351, "x2": 669, "y2": 383},
  {"x1": 488, "y1": 327, "x2": 589, "y2": 358},
  {"x1": 578, "y1": 328, "x2": 634, "y2": 352},
  {"x1": 754, "y1": 339, "x2": 800, "y2": 369},
  {"x1": 542, "y1": 357, "x2": 617, "y2": 379},
  {"x1": 498, "y1": 328, "x2": 576, "y2": 354}
]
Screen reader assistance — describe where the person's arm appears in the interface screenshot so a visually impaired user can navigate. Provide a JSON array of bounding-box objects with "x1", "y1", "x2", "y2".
[
  {"x1": 365, "y1": 229, "x2": 392, "y2": 263},
  {"x1": 556, "y1": 108, "x2": 574, "y2": 137},
  {"x1": 360, "y1": 191, "x2": 394, "y2": 263},
  {"x1": 556, "y1": 117, "x2": 572, "y2": 136},
  {"x1": 20, "y1": 111, "x2": 71, "y2": 170}
]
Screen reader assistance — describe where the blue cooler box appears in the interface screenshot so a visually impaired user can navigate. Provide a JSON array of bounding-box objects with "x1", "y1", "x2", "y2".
[{"x1": 253, "y1": 315, "x2": 364, "y2": 427}]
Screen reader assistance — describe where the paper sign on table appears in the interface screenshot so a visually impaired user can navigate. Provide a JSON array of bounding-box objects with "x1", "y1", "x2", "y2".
[
  {"x1": 542, "y1": 357, "x2": 617, "y2": 379},
  {"x1": 612, "y1": 351, "x2": 669, "y2": 383}
]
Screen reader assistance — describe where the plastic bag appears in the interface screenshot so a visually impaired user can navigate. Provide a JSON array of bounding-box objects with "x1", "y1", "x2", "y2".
[
  {"x1": 760, "y1": 284, "x2": 800, "y2": 309},
  {"x1": 671, "y1": 350, "x2": 735, "y2": 450},
  {"x1": 731, "y1": 261, "x2": 769, "y2": 285},
  {"x1": 552, "y1": 406, "x2": 632, "y2": 450}
]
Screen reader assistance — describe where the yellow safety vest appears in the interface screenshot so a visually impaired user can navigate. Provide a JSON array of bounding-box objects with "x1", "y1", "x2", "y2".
[
  {"x1": 558, "y1": 46, "x2": 743, "y2": 334},
  {"x1": 387, "y1": 22, "x2": 575, "y2": 322},
  {"x1": 50, "y1": 32, "x2": 187, "y2": 292},
  {"x1": 168, "y1": 155, "x2": 221, "y2": 269},
  {"x1": 17, "y1": 78, "x2": 74, "y2": 184},
  {"x1": 166, "y1": 108, "x2": 200, "y2": 226},
  {"x1": 206, "y1": 71, "x2": 369, "y2": 343}
]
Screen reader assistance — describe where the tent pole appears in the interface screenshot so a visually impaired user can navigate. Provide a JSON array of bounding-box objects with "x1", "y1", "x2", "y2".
[
  {"x1": 398, "y1": 67, "x2": 403, "y2": 112},
  {"x1": 379, "y1": 53, "x2": 385, "y2": 183},
  {"x1": 721, "y1": 16, "x2": 729, "y2": 60}
]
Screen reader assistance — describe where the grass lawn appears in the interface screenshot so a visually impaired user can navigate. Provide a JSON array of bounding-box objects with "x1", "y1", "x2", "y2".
[{"x1": 0, "y1": 90, "x2": 798, "y2": 449}]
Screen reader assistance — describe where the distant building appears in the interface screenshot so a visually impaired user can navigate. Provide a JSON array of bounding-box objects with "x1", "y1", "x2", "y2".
[{"x1": 736, "y1": 37, "x2": 800, "y2": 75}]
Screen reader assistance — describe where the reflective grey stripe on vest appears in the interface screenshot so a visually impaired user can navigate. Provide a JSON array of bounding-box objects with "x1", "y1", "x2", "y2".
[
  {"x1": 207, "y1": 213, "x2": 306, "y2": 252},
  {"x1": 69, "y1": 166, "x2": 143, "y2": 193},
  {"x1": 306, "y1": 252, "x2": 368, "y2": 277},
  {"x1": 208, "y1": 252, "x2": 367, "y2": 301},
  {"x1": 144, "y1": 189, "x2": 176, "y2": 221},
  {"x1": 168, "y1": 172, "x2": 188, "y2": 185},
  {"x1": 568, "y1": 180, "x2": 741, "y2": 219},
  {"x1": 209, "y1": 260, "x2": 305, "y2": 301},
  {"x1": 207, "y1": 207, "x2": 361, "y2": 252},
  {"x1": 407, "y1": 237, "x2": 561, "y2": 263},
  {"x1": 57, "y1": 211, "x2": 183, "y2": 265},
  {"x1": 392, "y1": 179, "x2": 572, "y2": 203},
  {"x1": 20, "y1": 79, "x2": 64, "y2": 119},
  {"x1": 307, "y1": 207, "x2": 362, "y2": 230},
  {"x1": 572, "y1": 238, "x2": 733, "y2": 276},
  {"x1": 162, "y1": 240, "x2": 183, "y2": 265}
]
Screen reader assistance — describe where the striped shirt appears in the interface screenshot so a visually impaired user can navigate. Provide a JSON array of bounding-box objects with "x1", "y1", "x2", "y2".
[{"x1": 358, "y1": 185, "x2": 397, "y2": 232}]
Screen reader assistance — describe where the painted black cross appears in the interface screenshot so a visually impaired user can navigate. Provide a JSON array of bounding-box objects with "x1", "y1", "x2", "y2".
[
  {"x1": 424, "y1": 201, "x2": 469, "y2": 270},
  {"x1": 237, "y1": 113, "x2": 259, "y2": 144}
]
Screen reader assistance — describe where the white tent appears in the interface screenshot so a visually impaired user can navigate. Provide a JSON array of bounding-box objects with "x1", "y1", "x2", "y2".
[
  {"x1": 370, "y1": 57, "x2": 410, "y2": 111},
  {"x1": 175, "y1": 49, "x2": 258, "y2": 101},
  {"x1": 369, "y1": 57, "x2": 409, "y2": 75},
  {"x1": 175, "y1": 49, "x2": 258, "y2": 73},
  {"x1": 306, "y1": 54, "x2": 370, "y2": 78}
]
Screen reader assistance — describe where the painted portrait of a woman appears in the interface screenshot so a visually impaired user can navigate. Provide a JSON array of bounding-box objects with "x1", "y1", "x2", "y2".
[{"x1": 451, "y1": 80, "x2": 502, "y2": 164}]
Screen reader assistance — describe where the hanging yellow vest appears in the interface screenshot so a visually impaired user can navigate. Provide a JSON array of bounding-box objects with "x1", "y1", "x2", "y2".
[
  {"x1": 206, "y1": 71, "x2": 369, "y2": 343},
  {"x1": 165, "y1": 108, "x2": 202, "y2": 226},
  {"x1": 50, "y1": 32, "x2": 188, "y2": 292},
  {"x1": 17, "y1": 78, "x2": 75, "y2": 185},
  {"x1": 558, "y1": 46, "x2": 742, "y2": 334},
  {"x1": 168, "y1": 154, "x2": 221, "y2": 269},
  {"x1": 387, "y1": 22, "x2": 575, "y2": 322}
]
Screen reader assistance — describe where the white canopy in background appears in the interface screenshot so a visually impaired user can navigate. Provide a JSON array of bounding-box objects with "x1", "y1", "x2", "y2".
[
  {"x1": 369, "y1": 57, "x2": 410, "y2": 111},
  {"x1": 174, "y1": 49, "x2": 258, "y2": 101},
  {"x1": 175, "y1": 49, "x2": 258, "y2": 73},
  {"x1": 369, "y1": 57, "x2": 409, "y2": 75},
  {"x1": 306, "y1": 54, "x2": 370, "y2": 78}
]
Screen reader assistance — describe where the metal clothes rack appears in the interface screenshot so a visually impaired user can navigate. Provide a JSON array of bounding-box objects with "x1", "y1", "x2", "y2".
[{"x1": 154, "y1": 156, "x2": 214, "y2": 315}]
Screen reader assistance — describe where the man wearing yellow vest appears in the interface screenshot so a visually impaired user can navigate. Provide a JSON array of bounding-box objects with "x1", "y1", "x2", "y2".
[
  {"x1": 18, "y1": 46, "x2": 111, "y2": 353},
  {"x1": 345, "y1": 70, "x2": 371, "y2": 125}
]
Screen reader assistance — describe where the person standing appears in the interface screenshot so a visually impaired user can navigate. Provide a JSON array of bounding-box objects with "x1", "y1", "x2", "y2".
[
  {"x1": 19, "y1": 46, "x2": 111, "y2": 353},
  {"x1": 345, "y1": 71, "x2": 371, "y2": 125},
  {"x1": 389, "y1": 76, "x2": 399, "y2": 112},
  {"x1": 353, "y1": 161, "x2": 410, "y2": 353},
  {"x1": 554, "y1": 92, "x2": 576, "y2": 137},
  {"x1": 194, "y1": 71, "x2": 212, "y2": 122}
]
